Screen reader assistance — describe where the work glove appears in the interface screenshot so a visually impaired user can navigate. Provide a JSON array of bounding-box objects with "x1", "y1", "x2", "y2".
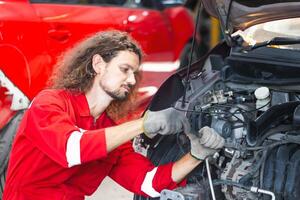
[
  {"x1": 142, "y1": 107, "x2": 190, "y2": 138},
  {"x1": 187, "y1": 126, "x2": 225, "y2": 161}
]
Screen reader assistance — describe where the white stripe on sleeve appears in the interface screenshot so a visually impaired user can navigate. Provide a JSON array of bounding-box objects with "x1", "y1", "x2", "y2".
[
  {"x1": 66, "y1": 130, "x2": 83, "y2": 167},
  {"x1": 141, "y1": 167, "x2": 161, "y2": 198}
]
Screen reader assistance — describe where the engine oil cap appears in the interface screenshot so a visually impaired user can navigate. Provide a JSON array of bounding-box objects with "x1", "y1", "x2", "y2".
[{"x1": 254, "y1": 87, "x2": 270, "y2": 100}]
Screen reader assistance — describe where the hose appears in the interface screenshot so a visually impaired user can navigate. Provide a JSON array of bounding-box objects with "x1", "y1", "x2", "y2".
[
  {"x1": 213, "y1": 179, "x2": 276, "y2": 200},
  {"x1": 205, "y1": 158, "x2": 216, "y2": 200}
]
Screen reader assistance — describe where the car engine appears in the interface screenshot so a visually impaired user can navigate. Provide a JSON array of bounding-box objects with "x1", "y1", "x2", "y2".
[{"x1": 174, "y1": 62, "x2": 300, "y2": 200}]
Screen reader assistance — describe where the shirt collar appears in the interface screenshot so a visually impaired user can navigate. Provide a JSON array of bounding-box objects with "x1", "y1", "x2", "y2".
[
  {"x1": 69, "y1": 91, "x2": 91, "y2": 117},
  {"x1": 68, "y1": 90, "x2": 111, "y2": 122}
]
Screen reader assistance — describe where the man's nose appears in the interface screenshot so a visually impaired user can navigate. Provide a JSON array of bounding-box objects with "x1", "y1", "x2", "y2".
[{"x1": 126, "y1": 71, "x2": 136, "y2": 86}]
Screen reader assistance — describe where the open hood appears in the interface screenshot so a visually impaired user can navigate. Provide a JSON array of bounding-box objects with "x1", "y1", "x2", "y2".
[{"x1": 201, "y1": 0, "x2": 300, "y2": 34}]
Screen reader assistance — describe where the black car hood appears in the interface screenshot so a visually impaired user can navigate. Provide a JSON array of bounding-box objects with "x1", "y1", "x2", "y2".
[{"x1": 201, "y1": 0, "x2": 300, "y2": 33}]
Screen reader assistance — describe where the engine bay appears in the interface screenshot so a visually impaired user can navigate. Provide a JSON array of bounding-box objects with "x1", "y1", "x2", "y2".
[{"x1": 177, "y1": 74, "x2": 300, "y2": 199}]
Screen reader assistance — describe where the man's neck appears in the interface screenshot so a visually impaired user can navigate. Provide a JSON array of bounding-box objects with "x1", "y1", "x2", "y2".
[{"x1": 85, "y1": 85, "x2": 113, "y2": 119}]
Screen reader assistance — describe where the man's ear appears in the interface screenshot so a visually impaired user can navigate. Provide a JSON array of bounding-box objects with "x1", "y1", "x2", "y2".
[{"x1": 92, "y1": 54, "x2": 106, "y2": 74}]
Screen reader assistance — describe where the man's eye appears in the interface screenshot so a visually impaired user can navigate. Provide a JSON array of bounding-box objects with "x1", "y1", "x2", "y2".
[{"x1": 120, "y1": 68, "x2": 129, "y2": 73}]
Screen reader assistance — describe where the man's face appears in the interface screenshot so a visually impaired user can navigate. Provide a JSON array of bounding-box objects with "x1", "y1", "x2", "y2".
[{"x1": 98, "y1": 51, "x2": 140, "y2": 100}]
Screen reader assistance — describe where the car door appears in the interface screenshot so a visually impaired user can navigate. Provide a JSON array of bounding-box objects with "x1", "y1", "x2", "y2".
[
  {"x1": 111, "y1": 0, "x2": 174, "y2": 61},
  {"x1": 30, "y1": 0, "x2": 124, "y2": 64},
  {"x1": 30, "y1": 0, "x2": 175, "y2": 62}
]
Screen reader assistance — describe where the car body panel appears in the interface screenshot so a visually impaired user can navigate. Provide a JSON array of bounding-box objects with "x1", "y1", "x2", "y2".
[
  {"x1": 0, "y1": 0, "x2": 50, "y2": 128},
  {"x1": 163, "y1": 6, "x2": 195, "y2": 60},
  {"x1": 31, "y1": 3, "x2": 123, "y2": 63},
  {"x1": 31, "y1": 2, "x2": 194, "y2": 62},
  {"x1": 201, "y1": 0, "x2": 300, "y2": 32},
  {"x1": 109, "y1": 6, "x2": 174, "y2": 61},
  {"x1": 0, "y1": 0, "x2": 51, "y2": 98}
]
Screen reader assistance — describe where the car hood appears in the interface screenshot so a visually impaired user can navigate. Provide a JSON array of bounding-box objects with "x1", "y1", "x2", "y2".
[{"x1": 201, "y1": 0, "x2": 300, "y2": 33}]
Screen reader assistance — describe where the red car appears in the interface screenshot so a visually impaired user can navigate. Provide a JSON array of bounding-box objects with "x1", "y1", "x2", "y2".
[
  {"x1": 0, "y1": 0, "x2": 196, "y2": 195},
  {"x1": 0, "y1": 0, "x2": 196, "y2": 125}
]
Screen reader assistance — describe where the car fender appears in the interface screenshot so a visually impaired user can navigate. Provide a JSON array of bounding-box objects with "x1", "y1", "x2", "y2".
[{"x1": 163, "y1": 6, "x2": 196, "y2": 60}]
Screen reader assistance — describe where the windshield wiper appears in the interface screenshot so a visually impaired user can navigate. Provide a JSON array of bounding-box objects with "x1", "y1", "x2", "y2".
[{"x1": 248, "y1": 37, "x2": 300, "y2": 50}]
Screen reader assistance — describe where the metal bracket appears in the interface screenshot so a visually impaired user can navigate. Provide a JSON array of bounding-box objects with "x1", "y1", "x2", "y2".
[
  {"x1": 160, "y1": 189, "x2": 185, "y2": 200},
  {"x1": 0, "y1": 70, "x2": 30, "y2": 110}
]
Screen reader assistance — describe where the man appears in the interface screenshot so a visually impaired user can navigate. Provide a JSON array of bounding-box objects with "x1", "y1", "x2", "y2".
[{"x1": 3, "y1": 31, "x2": 224, "y2": 200}]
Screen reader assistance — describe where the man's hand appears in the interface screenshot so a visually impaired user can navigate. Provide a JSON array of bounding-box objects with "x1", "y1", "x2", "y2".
[
  {"x1": 187, "y1": 126, "x2": 224, "y2": 161},
  {"x1": 142, "y1": 107, "x2": 190, "y2": 137}
]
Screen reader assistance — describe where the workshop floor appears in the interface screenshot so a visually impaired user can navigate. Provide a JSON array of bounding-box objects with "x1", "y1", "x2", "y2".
[{"x1": 86, "y1": 177, "x2": 133, "y2": 200}]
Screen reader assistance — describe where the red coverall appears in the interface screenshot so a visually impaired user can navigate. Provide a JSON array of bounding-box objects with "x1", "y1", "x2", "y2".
[{"x1": 3, "y1": 89, "x2": 185, "y2": 200}]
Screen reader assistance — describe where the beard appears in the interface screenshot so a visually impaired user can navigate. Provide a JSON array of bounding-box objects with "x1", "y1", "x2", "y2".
[
  {"x1": 105, "y1": 89, "x2": 129, "y2": 101},
  {"x1": 100, "y1": 80, "x2": 131, "y2": 101},
  {"x1": 99, "y1": 69, "x2": 134, "y2": 101}
]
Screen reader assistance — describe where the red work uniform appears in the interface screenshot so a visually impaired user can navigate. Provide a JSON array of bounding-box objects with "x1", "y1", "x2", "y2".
[{"x1": 3, "y1": 89, "x2": 185, "y2": 200}]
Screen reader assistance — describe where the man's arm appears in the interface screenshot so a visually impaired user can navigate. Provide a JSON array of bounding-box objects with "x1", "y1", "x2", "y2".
[
  {"x1": 105, "y1": 121, "x2": 224, "y2": 185},
  {"x1": 105, "y1": 107, "x2": 190, "y2": 153},
  {"x1": 104, "y1": 118, "x2": 143, "y2": 152},
  {"x1": 108, "y1": 127, "x2": 224, "y2": 198},
  {"x1": 171, "y1": 153, "x2": 201, "y2": 183},
  {"x1": 172, "y1": 127, "x2": 225, "y2": 183},
  {"x1": 105, "y1": 113, "x2": 224, "y2": 185}
]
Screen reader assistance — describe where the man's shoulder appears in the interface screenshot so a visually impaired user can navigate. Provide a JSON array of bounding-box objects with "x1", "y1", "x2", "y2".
[
  {"x1": 33, "y1": 89, "x2": 86, "y2": 110},
  {"x1": 36, "y1": 89, "x2": 68, "y2": 99},
  {"x1": 31, "y1": 89, "x2": 73, "y2": 107}
]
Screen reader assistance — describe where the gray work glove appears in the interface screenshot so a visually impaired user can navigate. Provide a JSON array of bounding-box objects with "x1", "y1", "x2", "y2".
[
  {"x1": 142, "y1": 107, "x2": 190, "y2": 138},
  {"x1": 187, "y1": 126, "x2": 225, "y2": 161}
]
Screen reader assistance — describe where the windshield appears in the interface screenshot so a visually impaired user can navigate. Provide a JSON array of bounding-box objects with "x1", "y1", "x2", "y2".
[{"x1": 238, "y1": 17, "x2": 300, "y2": 49}]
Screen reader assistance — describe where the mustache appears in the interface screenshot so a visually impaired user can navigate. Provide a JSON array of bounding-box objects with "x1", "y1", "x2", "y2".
[{"x1": 122, "y1": 84, "x2": 134, "y2": 89}]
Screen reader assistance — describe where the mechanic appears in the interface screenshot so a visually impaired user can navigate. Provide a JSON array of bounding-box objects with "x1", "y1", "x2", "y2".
[{"x1": 3, "y1": 31, "x2": 224, "y2": 200}]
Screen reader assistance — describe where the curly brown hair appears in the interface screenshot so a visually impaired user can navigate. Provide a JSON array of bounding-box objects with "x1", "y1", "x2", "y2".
[{"x1": 48, "y1": 30, "x2": 143, "y2": 121}]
